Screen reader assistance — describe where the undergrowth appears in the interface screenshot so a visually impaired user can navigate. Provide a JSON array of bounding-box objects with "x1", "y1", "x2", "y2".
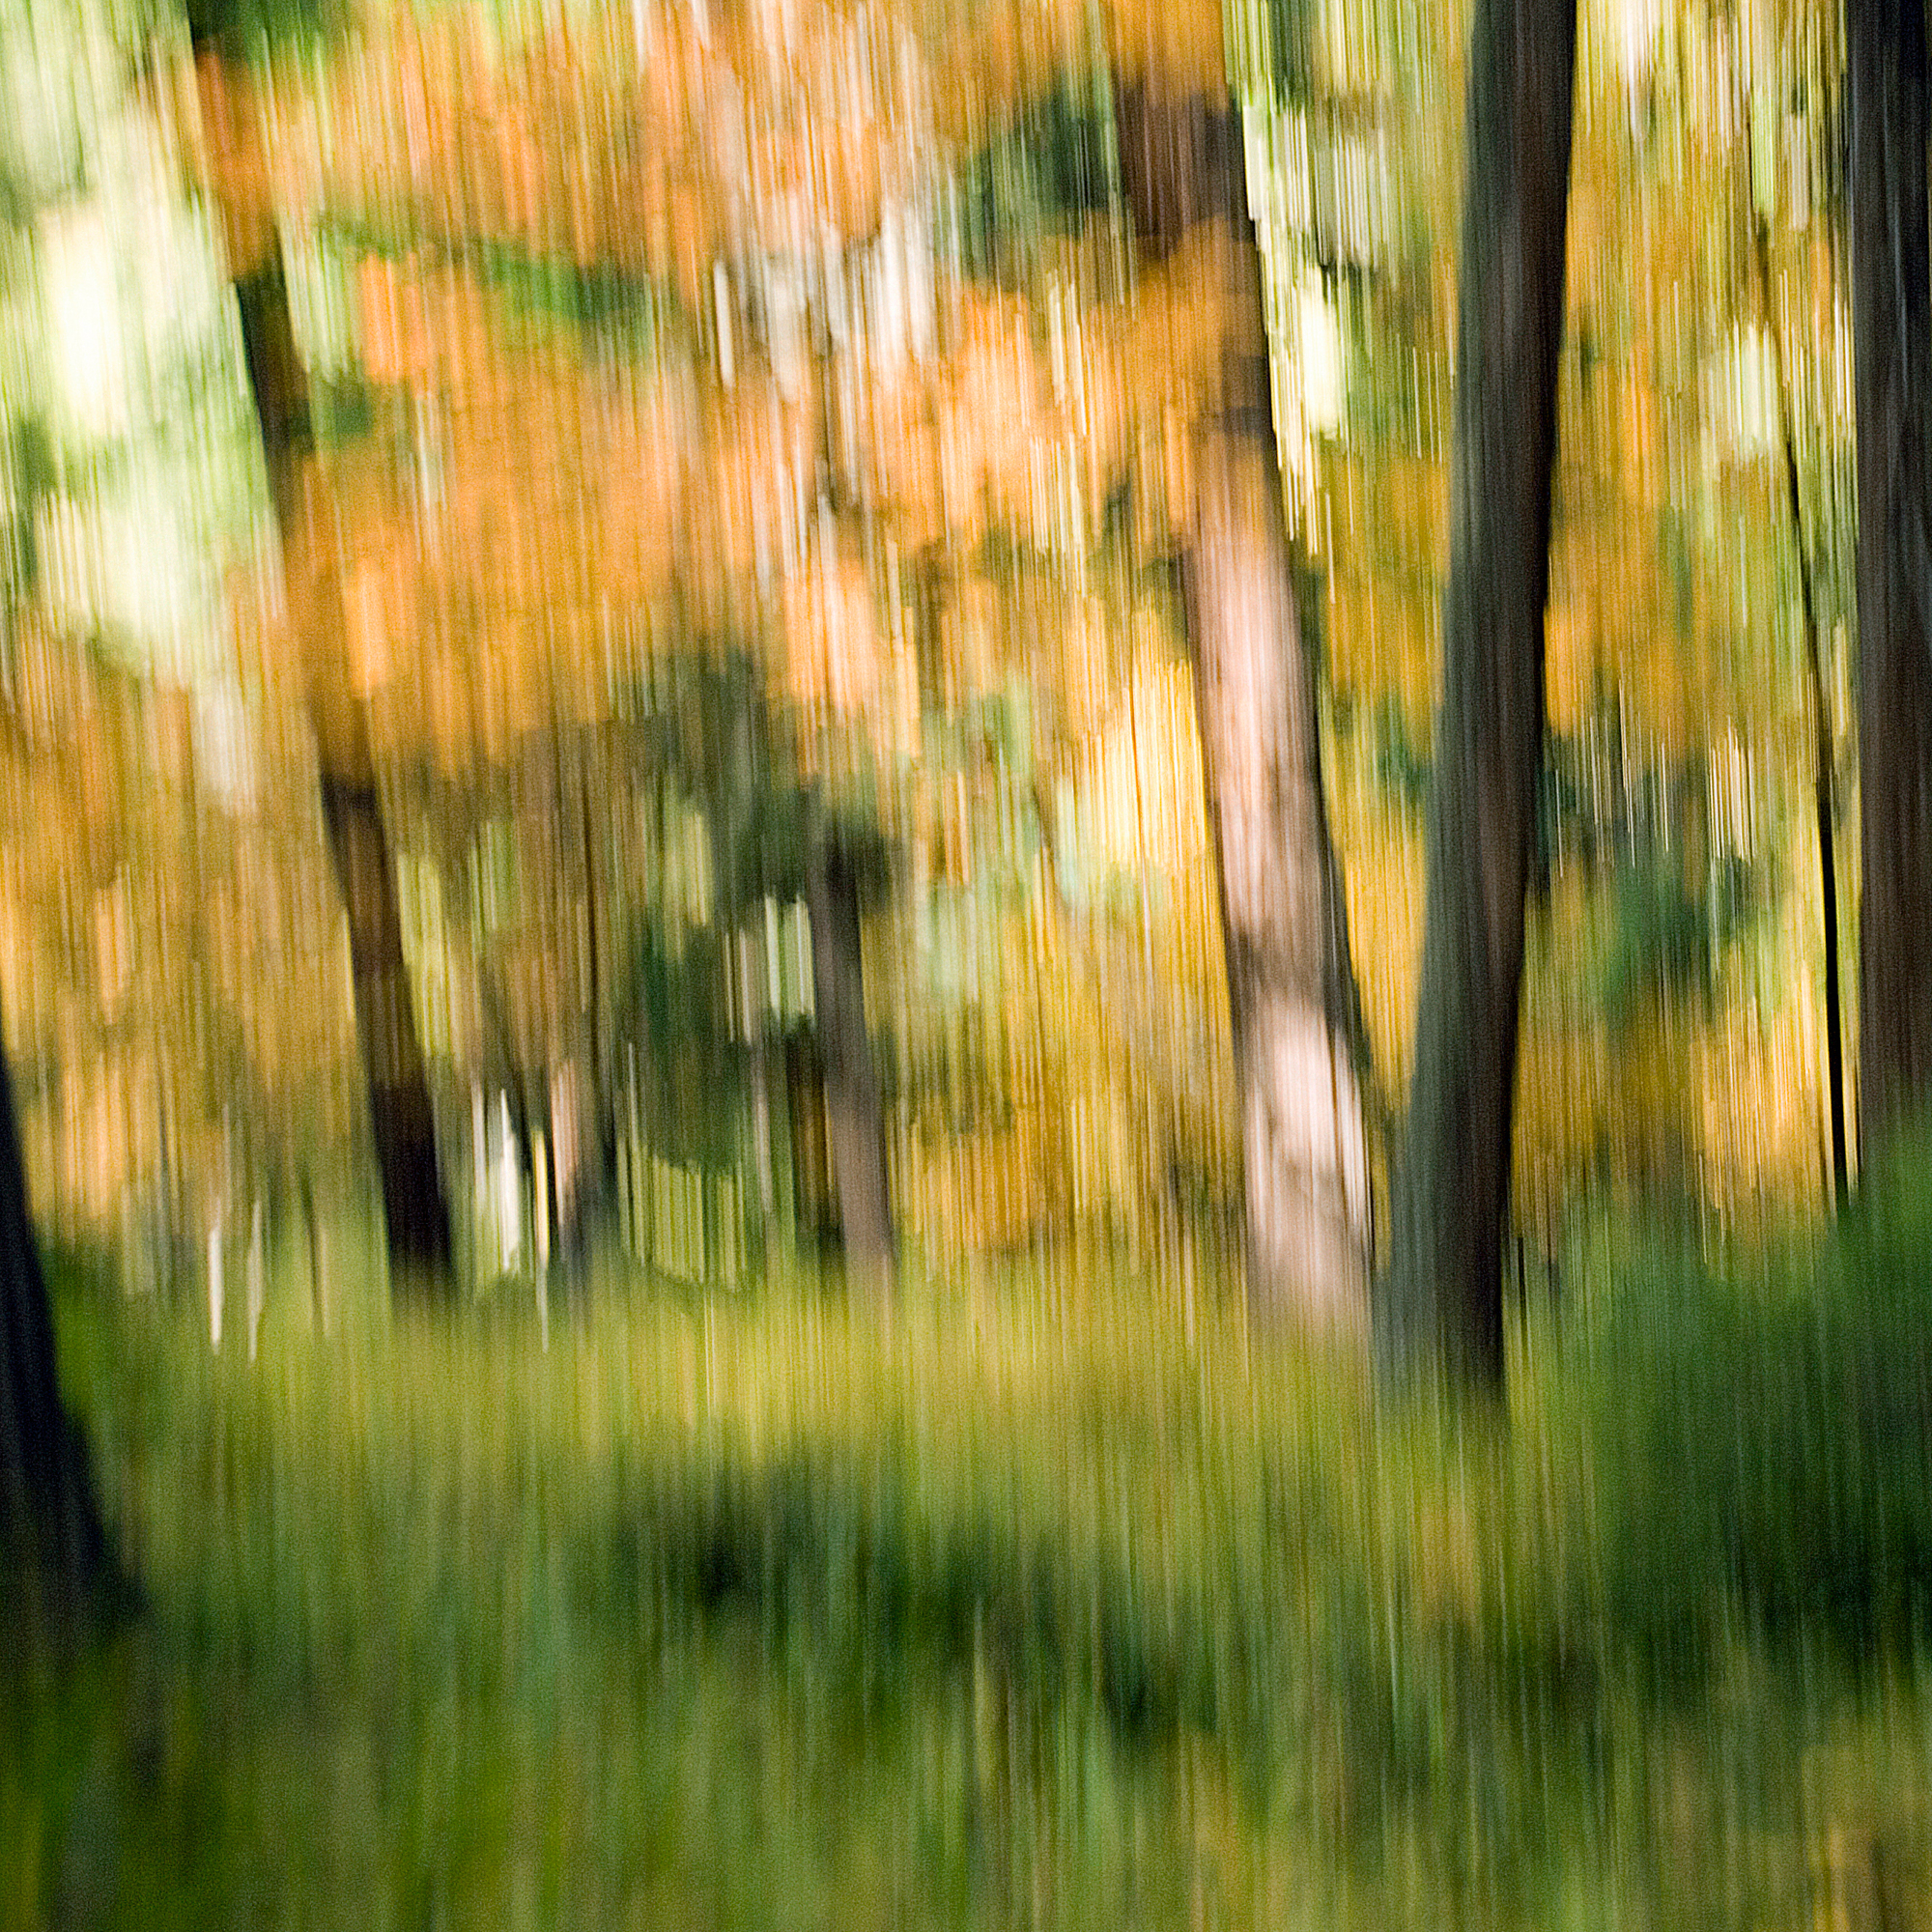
[{"x1": 13, "y1": 1152, "x2": 1932, "y2": 1927}]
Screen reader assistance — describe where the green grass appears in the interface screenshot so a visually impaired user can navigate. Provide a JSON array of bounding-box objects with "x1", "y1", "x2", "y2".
[{"x1": 14, "y1": 1186, "x2": 1932, "y2": 1928}]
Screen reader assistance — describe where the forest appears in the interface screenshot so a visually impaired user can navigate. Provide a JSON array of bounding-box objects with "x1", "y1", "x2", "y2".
[{"x1": 6, "y1": 0, "x2": 1932, "y2": 1922}]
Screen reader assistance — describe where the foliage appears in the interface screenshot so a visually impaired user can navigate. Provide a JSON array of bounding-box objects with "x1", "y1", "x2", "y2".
[
  {"x1": 1597, "y1": 849, "x2": 1761, "y2": 1031},
  {"x1": 956, "y1": 85, "x2": 1118, "y2": 287},
  {"x1": 181, "y1": 0, "x2": 346, "y2": 60},
  {"x1": 10, "y1": 1208, "x2": 1932, "y2": 1921},
  {"x1": 0, "y1": 0, "x2": 1864, "y2": 1271},
  {"x1": 1579, "y1": 1129, "x2": 1932, "y2": 1676}
]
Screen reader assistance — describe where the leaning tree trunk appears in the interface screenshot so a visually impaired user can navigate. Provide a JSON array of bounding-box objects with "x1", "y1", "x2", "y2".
[
  {"x1": 1114, "y1": 80, "x2": 1370, "y2": 1328},
  {"x1": 0, "y1": 1015, "x2": 112, "y2": 1633},
  {"x1": 192, "y1": 45, "x2": 453, "y2": 1286},
  {"x1": 1850, "y1": 0, "x2": 1932, "y2": 1171},
  {"x1": 1381, "y1": 0, "x2": 1577, "y2": 1390},
  {"x1": 806, "y1": 833, "x2": 895, "y2": 1288}
]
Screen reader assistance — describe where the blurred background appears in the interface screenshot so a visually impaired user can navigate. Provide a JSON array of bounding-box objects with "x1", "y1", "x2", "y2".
[
  {"x1": 6, "y1": 0, "x2": 1932, "y2": 1923},
  {"x1": 0, "y1": 0, "x2": 1857, "y2": 1296}
]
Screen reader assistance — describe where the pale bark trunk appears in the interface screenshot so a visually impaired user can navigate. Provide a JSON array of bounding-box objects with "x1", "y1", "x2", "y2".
[
  {"x1": 1851, "y1": 0, "x2": 1932, "y2": 1169},
  {"x1": 1116, "y1": 84, "x2": 1370, "y2": 1328},
  {"x1": 1381, "y1": 0, "x2": 1577, "y2": 1390},
  {"x1": 806, "y1": 836, "x2": 895, "y2": 1287}
]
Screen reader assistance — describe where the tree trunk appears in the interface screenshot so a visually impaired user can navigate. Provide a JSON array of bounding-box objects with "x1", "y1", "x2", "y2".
[
  {"x1": 806, "y1": 835, "x2": 895, "y2": 1287},
  {"x1": 0, "y1": 1016, "x2": 112, "y2": 1632},
  {"x1": 1381, "y1": 0, "x2": 1577, "y2": 1391},
  {"x1": 783, "y1": 1031, "x2": 835, "y2": 1252},
  {"x1": 317, "y1": 763, "x2": 452, "y2": 1280},
  {"x1": 1749, "y1": 210, "x2": 1848, "y2": 1209},
  {"x1": 1115, "y1": 83, "x2": 1370, "y2": 1328},
  {"x1": 1850, "y1": 0, "x2": 1932, "y2": 1171},
  {"x1": 198, "y1": 53, "x2": 454, "y2": 1286},
  {"x1": 573, "y1": 733, "x2": 617, "y2": 1248}
]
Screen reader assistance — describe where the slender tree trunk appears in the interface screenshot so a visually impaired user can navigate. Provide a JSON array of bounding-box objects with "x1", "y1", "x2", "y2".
[
  {"x1": 1850, "y1": 0, "x2": 1932, "y2": 1169},
  {"x1": 475, "y1": 947, "x2": 535, "y2": 1217},
  {"x1": 806, "y1": 834, "x2": 895, "y2": 1287},
  {"x1": 574, "y1": 733, "x2": 617, "y2": 1246},
  {"x1": 194, "y1": 47, "x2": 453, "y2": 1285},
  {"x1": 1114, "y1": 82, "x2": 1370, "y2": 1328},
  {"x1": 317, "y1": 758, "x2": 452, "y2": 1280},
  {"x1": 1381, "y1": 0, "x2": 1577, "y2": 1390},
  {"x1": 783, "y1": 1032, "x2": 833, "y2": 1251},
  {"x1": 749, "y1": 1034, "x2": 778, "y2": 1248},
  {"x1": 1750, "y1": 213, "x2": 1848, "y2": 1209},
  {"x1": 0, "y1": 1015, "x2": 112, "y2": 1633}
]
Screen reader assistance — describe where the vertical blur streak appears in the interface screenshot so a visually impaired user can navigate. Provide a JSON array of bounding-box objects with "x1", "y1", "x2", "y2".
[
  {"x1": 1382, "y1": 0, "x2": 1577, "y2": 1390},
  {"x1": 1747, "y1": 202, "x2": 1846, "y2": 1209},
  {"x1": 0, "y1": 992, "x2": 110, "y2": 1630},
  {"x1": 192, "y1": 37, "x2": 454, "y2": 1288},
  {"x1": 1114, "y1": 71, "x2": 1368, "y2": 1331},
  {"x1": 1850, "y1": 0, "x2": 1932, "y2": 1175},
  {"x1": 805, "y1": 821, "x2": 894, "y2": 1290},
  {"x1": 20, "y1": 0, "x2": 1932, "y2": 1923}
]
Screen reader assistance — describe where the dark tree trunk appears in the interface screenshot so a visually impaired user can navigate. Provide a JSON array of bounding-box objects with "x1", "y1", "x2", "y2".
[
  {"x1": 572, "y1": 733, "x2": 617, "y2": 1249},
  {"x1": 806, "y1": 835, "x2": 895, "y2": 1287},
  {"x1": 318, "y1": 769, "x2": 452, "y2": 1280},
  {"x1": 783, "y1": 1031, "x2": 835, "y2": 1251},
  {"x1": 212, "y1": 145, "x2": 454, "y2": 1286},
  {"x1": 0, "y1": 1019, "x2": 112, "y2": 1631},
  {"x1": 1381, "y1": 0, "x2": 1577, "y2": 1390},
  {"x1": 1115, "y1": 83, "x2": 1370, "y2": 1327},
  {"x1": 1851, "y1": 0, "x2": 1932, "y2": 1170}
]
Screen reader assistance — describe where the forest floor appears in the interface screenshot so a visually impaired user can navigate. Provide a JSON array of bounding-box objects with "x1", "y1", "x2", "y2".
[{"x1": 10, "y1": 1192, "x2": 1932, "y2": 1930}]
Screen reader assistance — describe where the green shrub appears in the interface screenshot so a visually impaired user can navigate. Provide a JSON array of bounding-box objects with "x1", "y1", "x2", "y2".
[{"x1": 1575, "y1": 1140, "x2": 1932, "y2": 1675}]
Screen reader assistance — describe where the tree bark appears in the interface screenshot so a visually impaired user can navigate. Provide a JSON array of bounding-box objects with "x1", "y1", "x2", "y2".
[
  {"x1": 317, "y1": 762, "x2": 452, "y2": 1280},
  {"x1": 1115, "y1": 83, "x2": 1370, "y2": 1328},
  {"x1": 572, "y1": 733, "x2": 617, "y2": 1249},
  {"x1": 783, "y1": 1030, "x2": 835, "y2": 1251},
  {"x1": 1749, "y1": 212, "x2": 1847, "y2": 1209},
  {"x1": 200, "y1": 64, "x2": 454, "y2": 1286},
  {"x1": 1381, "y1": 0, "x2": 1577, "y2": 1390},
  {"x1": 1850, "y1": 0, "x2": 1932, "y2": 1170},
  {"x1": 806, "y1": 834, "x2": 895, "y2": 1287},
  {"x1": 0, "y1": 1014, "x2": 113, "y2": 1632}
]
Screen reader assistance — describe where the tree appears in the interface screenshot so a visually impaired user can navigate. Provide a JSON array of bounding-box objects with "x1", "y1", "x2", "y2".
[
  {"x1": 0, "y1": 1022, "x2": 114, "y2": 1635},
  {"x1": 1850, "y1": 0, "x2": 1932, "y2": 1170},
  {"x1": 805, "y1": 817, "x2": 895, "y2": 1287},
  {"x1": 1381, "y1": 0, "x2": 1577, "y2": 1389},
  {"x1": 1112, "y1": 27, "x2": 1371, "y2": 1328},
  {"x1": 185, "y1": 8, "x2": 455, "y2": 1288},
  {"x1": 1750, "y1": 205, "x2": 1848, "y2": 1210}
]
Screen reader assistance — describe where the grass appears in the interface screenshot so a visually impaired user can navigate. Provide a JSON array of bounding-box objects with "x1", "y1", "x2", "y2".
[{"x1": 12, "y1": 1182, "x2": 1932, "y2": 1927}]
